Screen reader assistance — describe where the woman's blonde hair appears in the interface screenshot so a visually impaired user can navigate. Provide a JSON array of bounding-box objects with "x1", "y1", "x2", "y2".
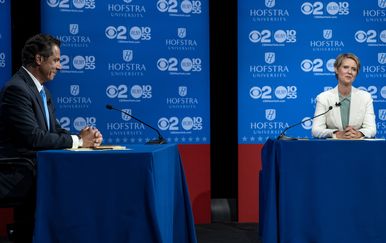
[{"x1": 334, "y1": 53, "x2": 361, "y2": 74}]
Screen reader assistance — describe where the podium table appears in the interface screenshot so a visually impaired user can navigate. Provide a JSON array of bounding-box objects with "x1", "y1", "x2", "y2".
[
  {"x1": 33, "y1": 144, "x2": 197, "y2": 243},
  {"x1": 260, "y1": 139, "x2": 386, "y2": 243}
]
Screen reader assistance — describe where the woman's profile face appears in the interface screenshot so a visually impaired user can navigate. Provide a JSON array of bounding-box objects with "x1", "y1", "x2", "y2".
[{"x1": 335, "y1": 57, "x2": 358, "y2": 86}]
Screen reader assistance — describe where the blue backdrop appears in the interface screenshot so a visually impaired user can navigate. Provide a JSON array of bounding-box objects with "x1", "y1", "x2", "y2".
[
  {"x1": 41, "y1": 0, "x2": 210, "y2": 145},
  {"x1": 0, "y1": 0, "x2": 11, "y2": 86},
  {"x1": 238, "y1": 0, "x2": 386, "y2": 143}
]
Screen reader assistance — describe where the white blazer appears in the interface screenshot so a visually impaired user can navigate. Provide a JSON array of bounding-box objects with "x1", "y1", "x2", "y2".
[{"x1": 312, "y1": 86, "x2": 376, "y2": 138}]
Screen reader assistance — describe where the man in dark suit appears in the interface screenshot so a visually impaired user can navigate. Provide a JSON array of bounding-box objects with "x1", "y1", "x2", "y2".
[{"x1": 0, "y1": 34, "x2": 103, "y2": 242}]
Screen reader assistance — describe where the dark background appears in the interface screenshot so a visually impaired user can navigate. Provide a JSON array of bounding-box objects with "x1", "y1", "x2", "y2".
[{"x1": 10, "y1": 0, "x2": 238, "y2": 210}]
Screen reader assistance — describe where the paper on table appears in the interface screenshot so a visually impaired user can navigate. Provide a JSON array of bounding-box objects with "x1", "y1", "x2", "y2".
[{"x1": 66, "y1": 145, "x2": 129, "y2": 151}]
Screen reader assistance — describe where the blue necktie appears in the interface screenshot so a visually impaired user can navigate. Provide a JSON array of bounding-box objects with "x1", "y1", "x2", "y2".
[{"x1": 40, "y1": 89, "x2": 50, "y2": 130}]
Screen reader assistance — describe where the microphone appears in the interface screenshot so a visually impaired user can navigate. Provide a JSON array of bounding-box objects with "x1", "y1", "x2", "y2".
[
  {"x1": 277, "y1": 102, "x2": 340, "y2": 140},
  {"x1": 105, "y1": 104, "x2": 167, "y2": 144}
]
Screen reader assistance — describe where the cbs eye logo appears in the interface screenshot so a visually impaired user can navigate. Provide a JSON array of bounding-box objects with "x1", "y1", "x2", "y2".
[
  {"x1": 300, "y1": 58, "x2": 335, "y2": 73},
  {"x1": 157, "y1": 57, "x2": 202, "y2": 72},
  {"x1": 355, "y1": 30, "x2": 386, "y2": 44},
  {"x1": 106, "y1": 85, "x2": 152, "y2": 99},
  {"x1": 158, "y1": 116, "x2": 203, "y2": 131},
  {"x1": 105, "y1": 26, "x2": 152, "y2": 41},
  {"x1": 157, "y1": 0, "x2": 202, "y2": 14},
  {"x1": 249, "y1": 30, "x2": 297, "y2": 44},
  {"x1": 301, "y1": 2, "x2": 349, "y2": 15},
  {"x1": 250, "y1": 86, "x2": 297, "y2": 100},
  {"x1": 46, "y1": 0, "x2": 95, "y2": 9}
]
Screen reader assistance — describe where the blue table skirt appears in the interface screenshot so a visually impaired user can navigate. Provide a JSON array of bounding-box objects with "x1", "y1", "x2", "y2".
[
  {"x1": 33, "y1": 144, "x2": 197, "y2": 243},
  {"x1": 260, "y1": 139, "x2": 386, "y2": 243}
]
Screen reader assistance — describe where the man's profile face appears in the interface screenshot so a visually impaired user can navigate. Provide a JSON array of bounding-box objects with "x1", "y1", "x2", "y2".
[{"x1": 37, "y1": 45, "x2": 61, "y2": 83}]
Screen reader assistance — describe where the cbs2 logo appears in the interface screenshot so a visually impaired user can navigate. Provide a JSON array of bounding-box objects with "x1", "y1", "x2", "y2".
[
  {"x1": 355, "y1": 30, "x2": 386, "y2": 43},
  {"x1": 105, "y1": 26, "x2": 151, "y2": 41},
  {"x1": 61, "y1": 55, "x2": 96, "y2": 70},
  {"x1": 106, "y1": 85, "x2": 152, "y2": 99},
  {"x1": 157, "y1": 57, "x2": 202, "y2": 72},
  {"x1": 158, "y1": 116, "x2": 203, "y2": 131},
  {"x1": 47, "y1": 0, "x2": 95, "y2": 9},
  {"x1": 156, "y1": 0, "x2": 202, "y2": 14},
  {"x1": 250, "y1": 86, "x2": 297, "y2": 99},
  {"x1": 301, "y1": 59, "x2": 335, "y2": 72},
  {"x1": 249, "y1": 30, "x2": 297, "y2": 43},
  {"x1": 57, "y1": 117, "x2": 96, "y2": 131},
  {"x1": 301, "y1": 2, "x2": 349, "y2": 15}
]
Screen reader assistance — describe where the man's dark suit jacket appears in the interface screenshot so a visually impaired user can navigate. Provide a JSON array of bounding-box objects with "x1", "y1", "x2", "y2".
[{"x1": 0, "y1": 67, "x2": 73, "y2": 159}]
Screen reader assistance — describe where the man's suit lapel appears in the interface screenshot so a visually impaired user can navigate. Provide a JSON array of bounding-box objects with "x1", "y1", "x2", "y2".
[{"x1": 19, "y1": 68, "x2": 50, "y2": 131}]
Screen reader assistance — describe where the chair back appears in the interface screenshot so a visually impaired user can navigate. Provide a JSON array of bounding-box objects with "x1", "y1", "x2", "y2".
[{"x1": 0, "y1": 157, "x2": 35, "y2": 208}]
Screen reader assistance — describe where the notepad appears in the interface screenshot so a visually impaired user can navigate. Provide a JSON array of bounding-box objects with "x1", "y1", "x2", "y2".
[{"x1": 66, "y1": 145, "x2": 129, "y2": 151}]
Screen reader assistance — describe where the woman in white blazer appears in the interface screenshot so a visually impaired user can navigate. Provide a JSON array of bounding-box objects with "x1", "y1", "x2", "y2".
[{"x1": 312, "y1": 53, "x2": 376, "y2": 139}]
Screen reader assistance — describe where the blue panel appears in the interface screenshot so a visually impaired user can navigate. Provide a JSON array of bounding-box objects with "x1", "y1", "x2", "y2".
[
  {"x1": 0, "y1": 0, "x2": 11, "y2": 86},
  {"x1": 238, "y1": 0, "x2": 386, "y2": 143},
  {"x1": 41, "y1": 0, "x2": 210, "y2": 145}
]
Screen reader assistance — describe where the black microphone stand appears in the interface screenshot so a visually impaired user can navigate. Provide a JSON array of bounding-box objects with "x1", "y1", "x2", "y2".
[
  {"x1": 106, "y1": 104, "x2": 167, "y2": 144},
  {"x1": 277, "y1": 105, "x2": 335, "y2": 140}
]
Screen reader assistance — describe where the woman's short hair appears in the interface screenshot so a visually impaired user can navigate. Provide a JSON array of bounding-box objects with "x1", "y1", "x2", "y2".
[{"x1": 334, "y1": 53, "x2": 361, "y2": 74}]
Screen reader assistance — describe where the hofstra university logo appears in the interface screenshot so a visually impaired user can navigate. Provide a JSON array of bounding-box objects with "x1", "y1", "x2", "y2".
[
  {"x1": 56, "y1": 84, "x2": 92, "y2": 109},
  {"x1": 363, "y1": 0, "x2": 386, "y2": 22},
  {"x1": 379, "y1": 52, "x2": 386, "y2": 64},
  {"x1": 310, "y1": 29, "x2": 344, "y2": 52},
  {"x1": 166, "y1": 27, "x2": 198, "y2": 51},
  {"x1": 70, "y1": 85, "x2": 80, "y2": 96},
  {"x1": 380, "y1": 0, "x2": 386, "y2": 8},
  {"x1": 123, "y1": 50, "x2": 133, "y2": 62},
  {"x1": 265, "y1": 0, "x2": 275, "y2": 8},
  {"x1": 250, "y1": 0, "x2": 289, "y2": 22},
  {"x1": 249, "y1": 52, "x2": 289, "y2": 79},
  {"x1": 178, "y1": 28, "x2": 187, "y2": 38},
  {"x1": 69, "y1": 24, "x2": 79, "y2": 35},
  {"x1": 179, "y1": 86, "x2": 188, "y2": 97},
  {"x1": 265, "y1": 52, "x2": 275, "y2": 64},
  {"x1": 121, "y1": 109, "x2": 132, "y2": 121},
  {"x1": 362, "y1": 53, "x2": 386, "y2": 79},
  {"x1": 56, "y1": 24, "x2": 91, "y2": 48},
  {"x1": 166, "y1": 86, "x2": 199, "y2": 109},
  {"x1": 323, "y1": 29, "x2": 332, "y2": 39},
  {"x1": 265, "y1": 109, "x2": 276, "y2": 121},
  {"x1": 108, "y1": 49, "x2": 146, "y2": 77},
  {"x1": 379, "y1": 109, "x2": 386, "y2": 121},
  {"x1": 107, "y1": 0, "x2": 146, "y2": 18}
]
